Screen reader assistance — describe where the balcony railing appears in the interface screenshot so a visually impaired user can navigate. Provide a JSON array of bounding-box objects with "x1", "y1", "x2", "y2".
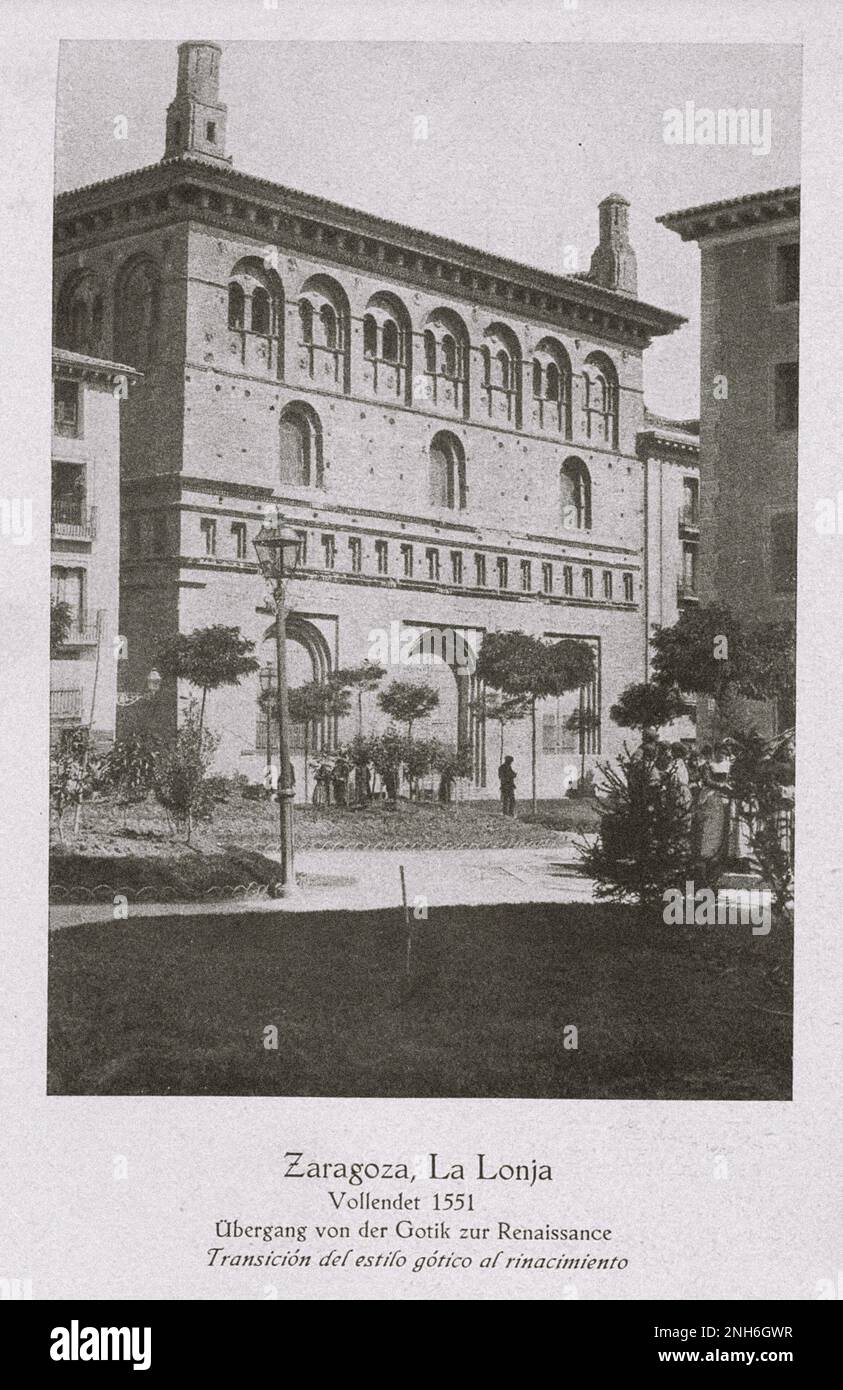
[
  {"x1": 51, "y1": 500, "x2": 97, "y2": 541},
  {"x1": 63, "y1": 614, "x2": 101, "y2": 646},
  {"x1": 679, "y1": 504, "x2": 700, "y2": 533},
  {"x1": 50, "y1": 688, "x2": 83, "y2": 721}
]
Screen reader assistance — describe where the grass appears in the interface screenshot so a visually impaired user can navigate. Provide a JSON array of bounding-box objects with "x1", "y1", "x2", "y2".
[{"x1": 48, "y1": 902, "x2": 792, "y2": 1100}]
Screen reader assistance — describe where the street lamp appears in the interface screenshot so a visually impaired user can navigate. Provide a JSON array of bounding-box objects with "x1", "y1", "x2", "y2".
[
  {"x1": 258, "y1": 663, "x2": 274, "y2": 782},
  {"x1": 253, "y1": 519, "x2": 302, "y2": 894}
]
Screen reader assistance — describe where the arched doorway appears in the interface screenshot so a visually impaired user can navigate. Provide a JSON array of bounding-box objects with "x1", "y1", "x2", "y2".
[{"x1": 257, "y1": 615, "x2": 334, "y2": 797}]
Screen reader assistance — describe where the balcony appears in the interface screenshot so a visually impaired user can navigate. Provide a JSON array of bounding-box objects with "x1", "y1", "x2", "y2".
[
  {"x1": 63, "y1": 613, "x2": 101, "y2": 646},
  {"x1": 50, "y1": 688, "x2": 83, "y2": 721},
  {"x1": 677, "y1": 579, "x2": 699, "y2": 605},
  {"x1": 678, "y1": 504, "x2": 700, "y2": 535},
  {"x1": 52, "y1": 499, "x2": 97, "y2": 542}
]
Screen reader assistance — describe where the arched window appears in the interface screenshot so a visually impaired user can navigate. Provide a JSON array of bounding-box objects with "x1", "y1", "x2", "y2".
[
  {"x1": 363, "y1": 314, "x2": 377, "y2": 358},
  {"x1": 382, "y1": 318, "x2": 399, "y2": 362},
  {"x1": 495, "y1": 349, "x2": 510, "y2": 389},
  {"x1": 532, "y1": 338, "x2": 572, "y2": 435},
  {"x1": 424, "y1": 330, "x2": 437, "y2": 373},
  {"x1": 299, "y1": 300, "x2": 313, "y2": 343},
  {"x1": 482, "y1": 323, "x2": 522, "y2": 427},
  {"x1": 279, "y1": 404, "x2": 323, "y2": 488},
  {"x1": 561, "y1": 458, "x2": 592, "y2": 531},
  {"x1": 228, "y1": 282, "x2": 245, "y2": 331},
  {"x1": 584, "y1": 352, "x2": 619, "y2": 446},
  {"x1": 482, "y1": 346, "x2": 492, "y2": 384},
  {"x1": 319, "y1": 304, "x2": 337, "y2": 350},
  {"x1": 57, "y1": 270, "x2": 104, "y2": 355},
  {"x1": 114, "y1": 257, "x2": 160, "y2": 369},
  {"x1": 429, "y1": 432, "x2": 466, "y2": 511},
  {"x1": 251, "y1": 288, "x2": 271, "y2": 335}
]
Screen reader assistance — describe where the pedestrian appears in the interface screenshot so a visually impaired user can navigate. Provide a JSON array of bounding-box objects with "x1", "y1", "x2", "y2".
[
  {"x1": 499, "y1": 754, "x2": 517, "y2": 817},
  {"x1": 670, "y1": 742, "x2": 693, "y2": 811}
]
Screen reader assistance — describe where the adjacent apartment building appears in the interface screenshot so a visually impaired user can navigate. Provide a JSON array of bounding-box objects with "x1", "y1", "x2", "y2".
[
  {"x1": 52, "y1": 41, "x2": 696, "y2": 793},
  {"x1": 51, "y1": 349, "x2": 139, "y2": 748},
  {"x1": 658, "y1": 187, "x2": 799, "y2": 731}
]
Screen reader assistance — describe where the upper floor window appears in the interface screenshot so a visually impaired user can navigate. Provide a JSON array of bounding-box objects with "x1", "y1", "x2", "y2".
[
  {"x1": 602, "y1": 570, "x2": 613, "y2": 600},
  {"x1": 231, "y1": 522, "x2": 247, "y2": 559},
  {"x1": 348, "y1": 536, "x2": 362, "y2": 573},
  {"x1": 228, "y1": 282, "x2": 245, "y2": 330},
  {"x1": 375, "y1": 539, "x2": 389, "y2": 575},
  {"x1": 426, "y1": 547, "x2": 440, "y2": 582},
  {"x1": 200, "y1": 517, "x2": 217, "y2": 556},
  {"x1": 56, "y1": 269, "x2": 106, "y2": 357},
  {"x1": 775, "y1": 362, "x2": 799, "y2": 431},
  {"x1": 279, "y1": 402, "x2": 323, "y2": 487},
  {"x1": 401, "y1": 543, "x2": 414, "y2": 578},
  {"x1": 451, "y1": 551, "x2": 463, "y2": 585},
  {"x1": 297, "y1": 274, "x2": 350, "y2": 391},
  {"x1": 294, "y1": 530, "x2": 308, "y2": 566},
  {"x1": 531, "y1": 337, "x2": 573, "y2": 437},
  {"x1": 623, "y1": 571, "x2": 634, "y2": 603},
  {"x1": 542, "y1": 562, "x2": 553, "y2": 594},
  {"x1": 227, "y1": 258, "x2": 283, "y2": 344},
  {"x1": 474, "y1": 553, "x2": 487, "y2": 587},
  {"x1": 496, "y1": 556, "x2": 509, "y2": 589},
  {"x1": 681, "y1": 476, "x2": 699, "y2": 528},
  {"x1": 252, "y1": 288, "x2": 271, "y2": 335},
  {"x1": 482, "y1": 323, "x2": 523, "y2": 428},
  {"x1": 560, "y1": 458, "x2": 592, "y2": 531},
  {"x1": 583, "y1": 351, "x2": 619, "y2": 447},
  {"x1": 562, "y1": 564, "x2": 574, "y2": 596},
  {"x1": 321, "y1": 534, "x2": 336, "y2": 569},
  {"x1": 114, "y1": 256, "x2": 161, "y2": 370},
  {"x1": 583, "y1": 568, "x2": 594, "y2": 598},
  {"x1": 421, "y1": 309, "x2": 470, "y2": 417},
  {"x1": 54, "y1": 380, "x2": 81, "y2": 437},
  {"x1": 428, "y1": 430, "x2": 467, "y2": 511},
  {"x1": 362, "y1": 293, "x2": 412, "y2": 403},
  {"x1": 520, "y1": 560, "x2": 532, "y2": 592},
  {"x1": 776, "y1": 244, "x2": 800, "y2": 304}
]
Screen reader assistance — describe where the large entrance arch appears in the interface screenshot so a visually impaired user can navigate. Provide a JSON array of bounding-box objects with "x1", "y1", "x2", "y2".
[
  {"x1": 258, "y1": 614, "x2": 335, "y2": 755},
  {"x1": 402, "y1": 623, "x2": 486, "y2": 787}
]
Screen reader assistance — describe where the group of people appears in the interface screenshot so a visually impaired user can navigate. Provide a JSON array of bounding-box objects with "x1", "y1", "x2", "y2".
[{"x1": 631, "y1": 733, "x2": 738, "y2": 874}]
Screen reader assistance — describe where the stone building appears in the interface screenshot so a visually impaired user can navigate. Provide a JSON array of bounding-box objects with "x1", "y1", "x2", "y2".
[
  {"x1": 53, "y1": 40, "x2": 696, "y2": 796},
  {"x1": 658, "y1": 190, "x2": 798, "y2": 625},
  {"x1": 50, "y1": 349, "x2": 139, "y2": 748}
]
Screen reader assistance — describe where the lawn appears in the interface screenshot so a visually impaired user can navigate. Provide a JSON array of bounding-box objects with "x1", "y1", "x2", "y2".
[
  {"x1": 50, "y1": 794, "x2": 600, "y2": 901},
  {"x1": 48, "y1": 902, "x2": 792, "y2": 1100}
]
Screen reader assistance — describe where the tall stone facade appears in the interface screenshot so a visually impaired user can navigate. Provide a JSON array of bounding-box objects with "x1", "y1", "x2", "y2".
[{"x1": 53, "y1": 41, "x2": 693, "y2": 796}]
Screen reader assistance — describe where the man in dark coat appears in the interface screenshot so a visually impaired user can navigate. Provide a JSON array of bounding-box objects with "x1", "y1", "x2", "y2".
[{"x1": 499, "y1": 755, "x2": 517, "y2": 817}]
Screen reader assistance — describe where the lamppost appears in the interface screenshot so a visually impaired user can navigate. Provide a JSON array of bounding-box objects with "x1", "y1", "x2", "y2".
[{"x1": 253, "y1": 519, "x2": 301, "y2": 895}]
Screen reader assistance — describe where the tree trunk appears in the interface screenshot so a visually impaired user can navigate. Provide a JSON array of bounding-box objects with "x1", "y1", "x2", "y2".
[
  {"x1": 358, "y1": 689, "x2": 363, "y2": 735},
  {"x1": 499, "y1": 722, "x2": 504, "y2": 763},
  {"x1": 531, "y1": 698, "x2": 537, "y2": 817},
  {"x1": 303, "y1": 724, "x2": 309, "y2": 806},
  {"x1": 199, "y1": 686, "x2": 207, "y2": 739}
]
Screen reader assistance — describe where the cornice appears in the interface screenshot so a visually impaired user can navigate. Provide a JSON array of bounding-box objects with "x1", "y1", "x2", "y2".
[
  {"x1": 54, "y1": 157, "x2": 685, "y2": 350},
  {"x1": 658, "y1": 185, "x2": 800, "y2": 243}
]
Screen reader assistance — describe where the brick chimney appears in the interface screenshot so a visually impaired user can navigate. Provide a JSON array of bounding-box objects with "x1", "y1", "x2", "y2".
[
  {"x1": 589, "y1": 194, "x2": 637, "y2": 296},
  {"x1": 164, "y1": 41, "x2": 231, "y2": 167}
]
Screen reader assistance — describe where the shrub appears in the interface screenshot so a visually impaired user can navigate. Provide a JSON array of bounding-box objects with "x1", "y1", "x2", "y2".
[
  {"x1": 153, "y1": 705, "x2": 219, "y2": 842},
  {"x1": 106, "y1": 734, "x2": 159, "y2": 802},
  {"x1": 578, "y1": 746, "x2": 693, "y2": 912}
]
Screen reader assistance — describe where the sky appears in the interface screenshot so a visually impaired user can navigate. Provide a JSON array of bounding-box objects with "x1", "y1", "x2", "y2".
[{"x1": 54, "y1": 40, "x2": 801, "y2": 418}]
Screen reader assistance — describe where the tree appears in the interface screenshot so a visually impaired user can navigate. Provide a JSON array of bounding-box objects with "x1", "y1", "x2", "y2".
[
  {"x1": 50, "y1": 600, "x2": 72, "y2": 655},
  {"x1": 651, "y1": 604, "x2": 795, "y2": 734},
  {"x1": 157, "y1": 625, "x2": 259, "y2": 738},
  {"x1": 727, "y1": 730, "x2": 794, "y2": 911},
  {"x1": 152, "y1": 701, "x2": 219, "y2": 843},
  {"x1": 476, "y1": 631, "x2": 595, "y2": 816},
  {"x1": 577, "y1": 746, "x2": 693, "y2": 914},
  {"x1": 368, "y1": 725, "x2": 405, "y2": 805},
  {"x1": 480, "y1": 691, "x2": 530, "y2": 762},
  {"x1": 282, "y1": 676, "x2": 352, "y2": 805},
  {"x1": 609, "y1": 682, "x2": 687, "y2": 735},
  {"x1": 565, "y1": 705, "x2": 603, "y2": 792},
  {"x1": 377, "y1": 679, "x2": 439, "y2": 741},
  {"x1": 334, "y1": 660, "x2": 386, "y2": 733}
]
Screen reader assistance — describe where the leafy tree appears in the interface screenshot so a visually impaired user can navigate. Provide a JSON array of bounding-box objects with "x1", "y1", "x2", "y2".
[
  {"x1": 727, "y1": 730, "x2": 794, "y2": 911},
  {"x1": 106, "y1": 734, "x2": 159, "y2": 803},
  {"x1": 480, "y1": 691, "x2": 530, "y2": 762},
  {"x1": 577, "y1": 746, "x2": 693, "y2": 913},
  {"x1": 476, "y1": 631, "x2": 595, "y2": 816},
  {"x1": 157, "y1": 625, "x2": 259, "y2": 738},
  {"x1": 334, "y1": 660, "x2": 386, "y2": 733},
  {"x1": 153, "y1": 701, "x2": 219, "y2": 843},
  {"x1": 651, "y1": 604, "x2": 795, "y2": 733},
  {"x1": 609, "y1": 682, "x2": 687, "y2": 735},
  {"x1": 377, "y1": 679, "x2": 440, "y2": 741},
  {"x1": 565, "y1": 705, "x2": 603, "y2": 791},
  {"x1": 50, "y1": 600, "x2": 72, "y2": 655},
  {"x1": 277, "y1": 677, "x2": 352, "y2": 804},
  {"x1": 368, "y1": 725, "x2": 405, "y2": 805}
]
